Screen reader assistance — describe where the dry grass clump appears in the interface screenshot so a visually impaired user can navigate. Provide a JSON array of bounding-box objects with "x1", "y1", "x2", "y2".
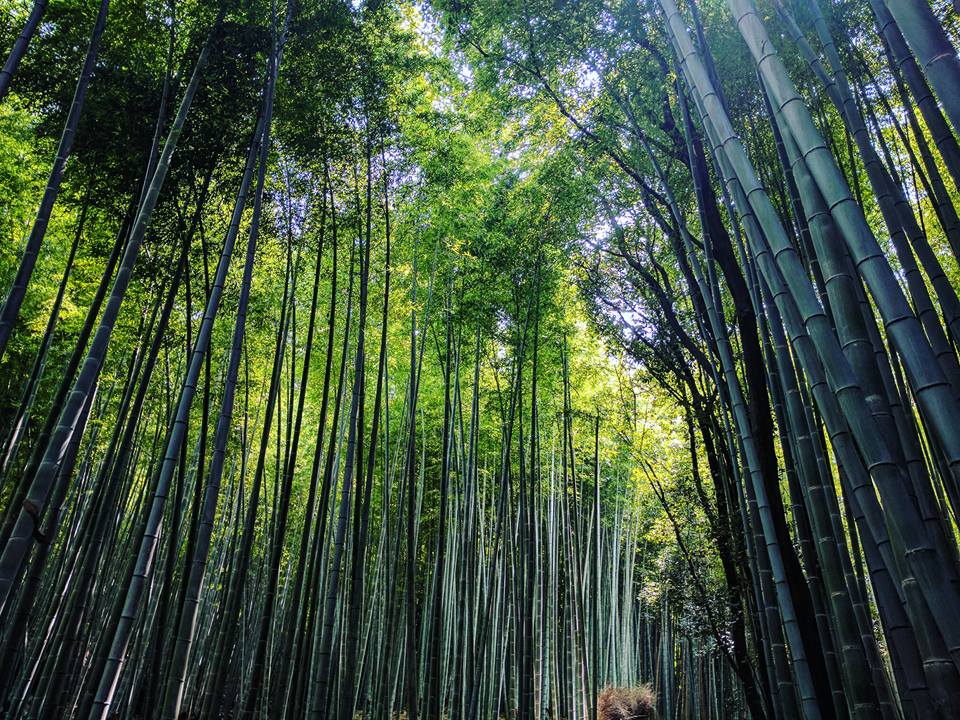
[{"x1": 597, "y1": 684, "x2": 657, "y2": 720}]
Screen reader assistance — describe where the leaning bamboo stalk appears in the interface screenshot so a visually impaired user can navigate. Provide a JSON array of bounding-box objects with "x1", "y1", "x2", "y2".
[
  {"x1": 0, "y1": 10, "x2": 224, "y2": 615},
  {"x1": 0, "y1": 0, "x2": 108, "y2": 363},
  {"x1": 86, "y1": 45, "x2": 269, "y2": 720},
  {"x1": 160, "y1": 35, "x2": 282, "y2": 718}
]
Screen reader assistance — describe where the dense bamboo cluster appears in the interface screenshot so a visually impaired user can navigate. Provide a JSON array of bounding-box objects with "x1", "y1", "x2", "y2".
[
  {"x1": 441, "y1": 0, "x2": 960, "y2": 717},
  {"x1": 0, "y1": 1, "x2": 735, "y2": 719},
  {"x1": 4, "y1": 0, "x2": 960, "y2": 718}
]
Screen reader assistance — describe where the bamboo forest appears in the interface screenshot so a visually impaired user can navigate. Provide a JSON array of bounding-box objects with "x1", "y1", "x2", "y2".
[{"x1": 10, "y1": 0, "x2": 960, "y2": 719}]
